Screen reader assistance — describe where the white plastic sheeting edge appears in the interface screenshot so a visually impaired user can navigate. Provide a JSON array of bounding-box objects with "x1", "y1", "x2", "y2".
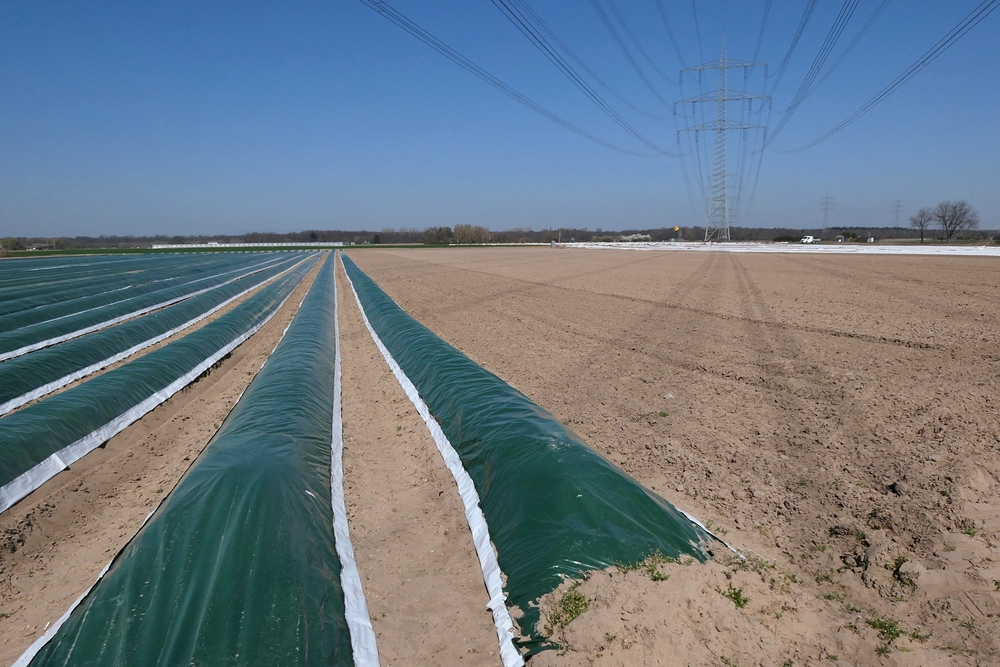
[
  {"x1": 330, "y1": 254, "x2": 380, "y2": 666},
  {"x1": 0, "y1": 286, "x2": 301, "y2": 515},
  {"x1": 341, "y1": 260, "x2": 525, "y2": 667},
  {"x1": 0, "y1": 256, "x2": 312, "y2": 417},
  {"x1": 569, "y1": 241, "x2": 1000, "y2": 256},
  {"x1": 0, "y1": 254, "x2": 306, "y2": 362}
]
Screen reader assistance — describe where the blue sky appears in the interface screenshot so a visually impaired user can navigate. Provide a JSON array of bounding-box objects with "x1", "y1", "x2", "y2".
[{"x1": 1, "y1": 1, "x2": 997, "y2": 236}]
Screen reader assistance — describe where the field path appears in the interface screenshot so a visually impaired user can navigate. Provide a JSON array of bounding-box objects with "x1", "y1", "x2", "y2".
[{"x1": 337, "y1": 261, "x2": 501, "y2": 666}]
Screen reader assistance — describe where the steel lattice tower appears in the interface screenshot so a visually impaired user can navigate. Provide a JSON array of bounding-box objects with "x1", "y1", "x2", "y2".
[{"x1": 678, "y1": 46, "x2": 768, "y2": 242}]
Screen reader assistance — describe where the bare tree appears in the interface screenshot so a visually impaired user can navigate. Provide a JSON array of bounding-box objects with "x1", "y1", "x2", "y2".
[
  {"x1": 934, "y1": 200, "x2": 979, "y2": 241},
  {"x1": 909, "y1": 207, "x2": 933, "y2": 244}
]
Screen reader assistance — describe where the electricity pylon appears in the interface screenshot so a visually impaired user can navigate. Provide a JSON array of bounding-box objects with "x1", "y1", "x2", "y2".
[
  {"x1": 821, "y1": 196, "x2": 834, "y2": 227},
  {"x1": 677, "y1": 45, "x2": 768, "y2": 242}
]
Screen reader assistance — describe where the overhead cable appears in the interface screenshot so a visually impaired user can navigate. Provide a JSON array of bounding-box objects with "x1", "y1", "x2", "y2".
[
  {"x1": 601, "y1": 0, "x2": 677, "y2": 83},
  {"x1": 586, "y1": 0, "x2": 675, "y2": 109},
  {"x1": 654, "y1": 0, "x2": 688, "y2": 69},
  {"x1": 768, "y1": 0, "x2": 820, "y2": 95},
  {"x1": 785, "y1": 0, "x2": 1000, "y2": 152},
  {"x1": 766, "y1": 0, "x2": 862, "y2": 147},
  {"x1": 504, "y1": 0, "x2": 672, "y2": 119},
  {"x1": 357, "y1": 0, "x2": 669, "y2": 156},
  {"x1": 490, "y1": 0, "x2": 676, "y2": 152},
  {"x1": 752, "y1": 0, "x2": 772, "y2": 62}
]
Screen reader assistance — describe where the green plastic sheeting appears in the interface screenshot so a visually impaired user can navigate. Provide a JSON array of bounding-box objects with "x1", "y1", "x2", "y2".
[
  {"x1": 25, "y1": 254, "x2": 354, "y2": 667},
  {"x1": 341, "y1": 254, "x2": 711, "y2": 652},
  {"x1": 0, "y1": 253, "x2": 257, "y2": 314},
  {"x1": 0, "y1": 256, "x2": 310, "y2": 410},
  {"x1": 0, "y1": 256, "x2": 289, "y2": 357},
  {"x1": 0, "y1": 253, "x2": 282, "y2": 327},
  {"x1": 0, "y1": 263, "x2": 308, "y2": 503}
]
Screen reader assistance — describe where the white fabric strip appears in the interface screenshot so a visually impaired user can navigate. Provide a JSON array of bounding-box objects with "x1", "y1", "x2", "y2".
[
  {"x1": 0, "y1": 254, "x2": 306, "y2": 362},
  {"x1": 330, "y1": 253, "x2": 380, "y2": 666},
  {"x1": 341, "y1": 262, "x2": 524, "y2": 667},
  {"x1": 0, "y1": 284, "x2": 302, "y2": 515},
  {"x1": 0, "y1": 256, "x2": 312, "y2": 417}
]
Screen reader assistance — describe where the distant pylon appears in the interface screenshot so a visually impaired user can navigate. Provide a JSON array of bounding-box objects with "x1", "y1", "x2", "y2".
[
  {"x1": 677, "y1": 43, "x2": 769, "y2": 242},
  {"x1": 821, "y1": 196, "x2": 834, "y2": 227},
  {"x1": 893, "y1": 199, "x2": 903, "y2": 226}
]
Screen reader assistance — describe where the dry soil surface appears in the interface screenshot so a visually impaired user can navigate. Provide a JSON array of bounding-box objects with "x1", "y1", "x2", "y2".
[
  {"x1": 0, "y1": 256, "x2": 322, "y2": 665},
  {"x1": 350, "y1": 246, "x2": 1000, "y2": 666}
]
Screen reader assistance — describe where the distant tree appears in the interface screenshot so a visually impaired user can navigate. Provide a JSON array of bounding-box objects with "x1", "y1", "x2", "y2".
[
  {"x1": 909, "y1": 207, "x2": 933, "y2": 244},
  {"x1": 1, "y1": 238, "x2": 24, "y2": 251},
  {"x1": 373, "y1": 234, "x2": 381, "y2": 244},
  {"x1": 423, "y1": 226, "x2": 454, "y2": 245},
  {"x1": 933, "y1": 200, "x2": 979, "y2": 241}
]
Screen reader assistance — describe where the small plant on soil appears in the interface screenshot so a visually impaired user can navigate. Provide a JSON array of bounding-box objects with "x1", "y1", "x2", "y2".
[
  {"x1": 866, "y1": 617, "x2": 903, "y2": 641},
  {"x1": 720, "y1": 583, "x2": 749, "y2": 608},
  {"x1": 658, "y1": 411, "x2": 668, "y2": 417},
  {"x1": 962, "y1": 526, "x2": 977, "y2": 538},
  {"x1": 547, "y1": 584, "x2": 589, "y2": 631},
  {"x1": 616, "y1": 550, "x2": 675, "y2": 581}
]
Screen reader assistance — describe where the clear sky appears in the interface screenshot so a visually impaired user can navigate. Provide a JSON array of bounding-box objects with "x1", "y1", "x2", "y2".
[{"x1": 1, "y1": 1, "x2": 997, "y2": 236}]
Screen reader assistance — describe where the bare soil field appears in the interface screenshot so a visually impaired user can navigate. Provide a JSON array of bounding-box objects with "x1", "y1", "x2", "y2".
[
  {"x1": 0, "y1": 259, "x2": 322, "y2": 665},
  {"x1": 350, "y1": 246, "x2": 1000, "y2": 666}
]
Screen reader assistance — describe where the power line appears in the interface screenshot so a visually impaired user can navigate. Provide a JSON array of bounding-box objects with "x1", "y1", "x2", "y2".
[
  {"x1": 768, "y1": 0, "x2": 820, "y2": 95},
  {"x1": 586, "y1": 0, "x2": 674, "y2": 108},
  {"x1": 490, "y1": 0, "x2": 676, "y2": 152},
  {"x1": 766, "y1": 0, "x2": 862, "y2": 147},
  {"x1": 653, "y1": 0, "x2": 688, "y2": 69},
  {"x1": 505, "y1": 0, "x2": 671, "y2": 119},
  {"x1": 805, "y1": 0, "x2": 891, "y2": 100},
  {"x1": 786, "y1": 0, "x2": 1000, "y2": 152},
  {"x1": 601, "y1": 0, "x2": 677, "y2": 84},
  {"x1": 752, "y1": 0, "x2": 772, "y2": 63},
  {"x1": 357, "y1": 0, "x2": 670, "y2": 156},
  {"x1": 690, "y1": 0, "x2": 705, "y2": 65}
]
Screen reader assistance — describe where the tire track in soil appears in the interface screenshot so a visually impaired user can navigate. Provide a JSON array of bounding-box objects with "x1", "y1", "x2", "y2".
[
  {"x1": 336, "y1": 263, "x2": 501, "y2": 667},
  {"x1": 0, "y1": 257, "x2": 324, "y2": 666}
]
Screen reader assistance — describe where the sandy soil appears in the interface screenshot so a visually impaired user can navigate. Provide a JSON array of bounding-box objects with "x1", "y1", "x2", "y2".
[
  {"x1": 337, "y1": 258, "x2": 501, "y2": 665},
  {"x1": 0, "y1": 257, "x2": 322, "y2": 665},
  {"x1": 349, "y1": 246, "x2": 1000, "y2": 666}
]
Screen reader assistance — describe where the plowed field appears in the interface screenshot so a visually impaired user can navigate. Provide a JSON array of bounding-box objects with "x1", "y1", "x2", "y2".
[{"x1": 351, "y1": 246, "x2": 1000, "y2": 666}]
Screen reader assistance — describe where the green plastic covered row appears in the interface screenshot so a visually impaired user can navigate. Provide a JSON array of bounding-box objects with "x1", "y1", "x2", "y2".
[
  {"x1": 26, "y1": 253, "x2": 353, "y2": 667},
  {"x1": 341, "y1": 253, "x2": 710, "y2": 652},
  {"x1": 0, "y1": 253, "x2": 290, "y2": 333},
  {"x1": 0, "y1": 255, "x2": 159, "y2": 295},
  {"x1": 0, "y1": 262, "x2": 309, "y2": 495},
  {"x1": 0, "y1": 253, "x2": 256, "y2": 312},
  {"x1": 0, "y1": 256, "x2": 291, "y2": 357},
  {"x1": 0, "y1": 256, "x2": 310, "y2": 409}
]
